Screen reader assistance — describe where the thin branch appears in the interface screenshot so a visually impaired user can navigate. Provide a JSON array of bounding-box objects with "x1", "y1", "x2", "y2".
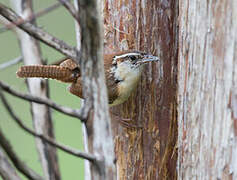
[
  {"x1": 0, "y1": 56, "x2": 22, "y2": 70},
  {"x1": 0, "y1": 128, "x2": 43, "y2": 180},
  {"x1": 0, "y1": 90, "x2": 97, "y2": 162},
  {"x1": 0, "y1": 15, "x2": 17, "y2": 34},
  {"x1": 0, "y1": 148, "x2": 22, "y2": 180},
  {"x1": 0, "y1": 80, "x2": 85, "y2": 121},
  {"x1": 58, "y1": 0, "x2": 78, "y2": 20},
  {"x1": 12, "y1": 1, "x2": 62, "y2": 178},
  {"x1": 0, "y1": 3, "x2": 79, "y2": 60},
  {"x1": 0, "y1": 1, "x2": 63, "y2": 33}
]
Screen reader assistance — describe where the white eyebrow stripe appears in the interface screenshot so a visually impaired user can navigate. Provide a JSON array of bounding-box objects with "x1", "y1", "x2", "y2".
[{"x1": 113, "y1": 53, "x2": 140, "y2": 60}]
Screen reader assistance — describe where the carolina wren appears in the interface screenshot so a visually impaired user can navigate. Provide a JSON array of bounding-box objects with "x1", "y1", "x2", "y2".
[{"x1": 16, "y1": 51, "x2": 159, "y2": 106}]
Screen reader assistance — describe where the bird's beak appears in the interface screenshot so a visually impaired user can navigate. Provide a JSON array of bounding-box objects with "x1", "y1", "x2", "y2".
[{"x1": 139, "y1": 54, "x2": 160, "y2": 64}]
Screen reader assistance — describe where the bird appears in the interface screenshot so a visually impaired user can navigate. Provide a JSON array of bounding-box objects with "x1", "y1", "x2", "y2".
[{"x1": 16, "y1": 50, "x2": 160, "y2": 107}]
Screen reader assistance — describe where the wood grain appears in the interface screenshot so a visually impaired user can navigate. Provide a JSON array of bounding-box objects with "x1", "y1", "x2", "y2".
[{"x1": 104, "y1": 0, "x2": 179, "y2": 179}]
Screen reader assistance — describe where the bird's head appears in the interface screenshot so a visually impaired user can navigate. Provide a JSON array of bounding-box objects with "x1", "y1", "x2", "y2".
[
  {"x1": 110, "y1": 51, "x2": 160, "y2": 83},
  {"x1": 111, "y1": 51, "x2": 159, "y2": 69},
  {"x1": 108, "y1": 51, "x2": 159, "y2": 106}
]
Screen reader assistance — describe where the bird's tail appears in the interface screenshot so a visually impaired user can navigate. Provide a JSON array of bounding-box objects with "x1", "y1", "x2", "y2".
[{"x1": 16, "y1": 65, "x2": 77, "y2": 83}]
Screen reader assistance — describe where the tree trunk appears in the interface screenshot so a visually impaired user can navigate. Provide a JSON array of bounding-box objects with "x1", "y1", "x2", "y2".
[
  {"x1": 10, "y1": 1, "x2": 60, "y2": 179},
  {"x1": 177, "y1": 0, "x2": 237, "y2": 179},
  {"x1": 76, "y1": 0, "x2": 116, "y2": 179},
  {"x1": 103, "y1": 1, "x2": 179, "y2": 179}
]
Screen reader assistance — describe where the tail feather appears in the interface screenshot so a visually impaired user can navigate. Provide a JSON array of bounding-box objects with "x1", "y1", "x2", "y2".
[{"x1": 16, "y1": 65, "x2": 77, "y2": 83}]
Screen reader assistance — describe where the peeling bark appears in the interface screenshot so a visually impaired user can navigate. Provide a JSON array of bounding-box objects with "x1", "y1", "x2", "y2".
[
  {"x1": 177, "y1": 0, "x2": 237, "y2": 179},
  {"x1": 11, "y1": 1, "x2": 60, "y2": 179},
  {"x1": 76, "y1": 0, "x2": 116, "y2": 179},
  {"x1": 103, "y1": 0, "x2": 178, "y2": 179}
]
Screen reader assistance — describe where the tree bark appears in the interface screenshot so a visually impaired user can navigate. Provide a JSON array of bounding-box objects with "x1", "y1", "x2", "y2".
[
  {"x1": 177, "y1": 0, "x2": 237, "y2": 179},
  {"x1": 103, "y1": 0, "x2": 178, "y2": 179},
  {"x1": 11, "y1": 1, "x2": 60, "y2": 179},
  {"x1": 76, "y1": 0, "x2": 116, "y2": 179},
  {"x1": 73, "y1": 1, "x2": 92, "y2": 179}
]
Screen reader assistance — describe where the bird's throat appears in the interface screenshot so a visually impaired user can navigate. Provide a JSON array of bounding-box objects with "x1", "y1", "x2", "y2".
[{"x1": 109, "y1": 63, "x2": 143, "y2": 106}]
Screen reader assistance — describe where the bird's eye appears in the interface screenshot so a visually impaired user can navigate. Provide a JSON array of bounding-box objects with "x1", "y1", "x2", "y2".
[
  {"x1": 112, "y1": 56, "x2": 117, "y2": 66},
  {"x1": 129, "y1": 55, "x2": 136, "y2": 61}
]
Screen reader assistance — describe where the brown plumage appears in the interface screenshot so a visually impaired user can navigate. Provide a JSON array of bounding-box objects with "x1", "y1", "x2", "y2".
[
  {"x1": 17, "y1": 59, "x2": 80, "y2": 83},
  {"x1": 16, "y1": 51, "x2": 159, "y2": 106}
]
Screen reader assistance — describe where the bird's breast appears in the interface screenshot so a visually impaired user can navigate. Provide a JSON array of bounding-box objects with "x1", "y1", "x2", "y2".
[{"x1": 109, "y1": 63, "x2": 143, "y2": 106}]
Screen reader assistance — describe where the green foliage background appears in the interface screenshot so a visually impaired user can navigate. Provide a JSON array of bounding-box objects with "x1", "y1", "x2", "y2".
[{"x1": 0, "y1": 0, "x2": 84, "y2": 179}]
